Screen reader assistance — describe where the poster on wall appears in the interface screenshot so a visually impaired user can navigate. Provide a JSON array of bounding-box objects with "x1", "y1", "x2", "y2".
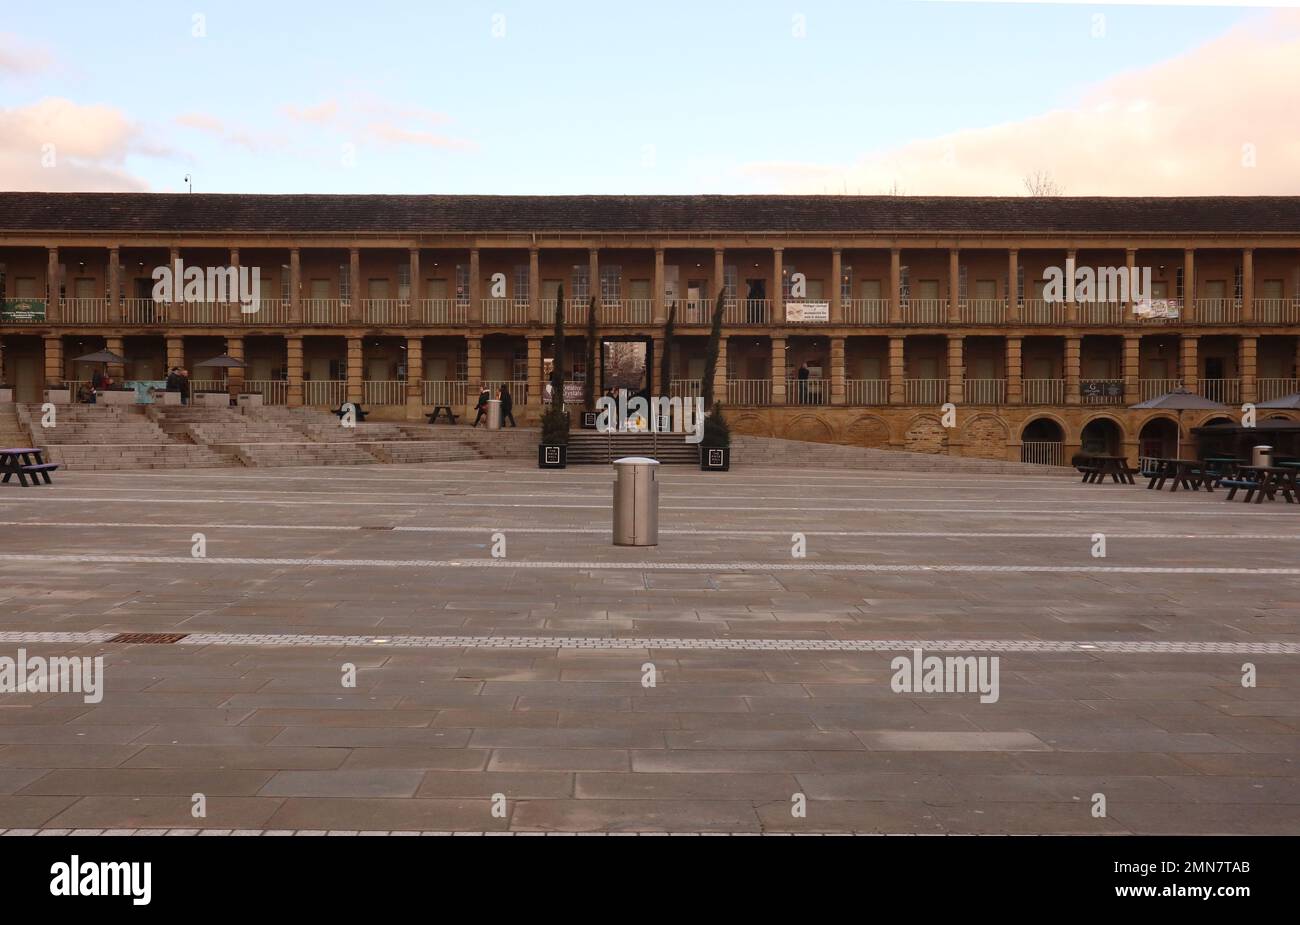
[
  {"x1": 786, "y1": 301, "x2": 829, "y2": 322},
  {"x1": 0, "y1": 299, "x2": 46, "y2": 322},
  {"x1": 1133, "y1": 299, "x2": 1180, "y2": 320}
]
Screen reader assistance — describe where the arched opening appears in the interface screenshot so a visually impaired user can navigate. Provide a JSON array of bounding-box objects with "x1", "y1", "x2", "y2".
[
  {"x1": 1080, "y1": 417, "x2": 1122, "y2": 456},
  {"x1": 1138, "y1": 417, "x2": 1179, "y2": 465},
  {"x1": 1020, "y1": 417, "x2": 1065, "y2": 466}
]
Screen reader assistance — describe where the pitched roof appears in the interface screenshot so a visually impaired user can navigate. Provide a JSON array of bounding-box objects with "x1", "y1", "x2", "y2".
[{"x1": 2, "y1": 192, "x2": 1298, "y2": 235}]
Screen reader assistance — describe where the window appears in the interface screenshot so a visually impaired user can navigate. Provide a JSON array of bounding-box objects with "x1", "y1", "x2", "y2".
[
  {"x1": 841, "y1": 265, "x2": 853, "y2": 302},
  {"x1": 398, "y1": 263, "x2": 410, "y2": 300},
  {"x1": 455, "y1": 264, "x2": 470, "y2": 302},
  {"x1": 900, "y1": 266, "x2": 910, "y2": 305},
  {"x1": 781, "y1": 263, "x2": 797, "y2": 300},
  {"x1": 600, "y1": 265, "x2": 621, "y2": 303},
  {"x1": 571, "y1": 265, "x2": 590, "y2": 301},
  {"x1": 724, "y1": 265, "x2": 738, "y2": 301},
  {"x1": 340, "y1": 262, "x2": 350, "y2": 303},
  {"x1": 513, "y1": 264, "x2": 530, "y2": 302}
]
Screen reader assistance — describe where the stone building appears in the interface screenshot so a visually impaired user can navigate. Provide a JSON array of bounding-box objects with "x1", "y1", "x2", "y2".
[{"x1": 2, "y1": 192, "x2": 1298, "y2": 464}]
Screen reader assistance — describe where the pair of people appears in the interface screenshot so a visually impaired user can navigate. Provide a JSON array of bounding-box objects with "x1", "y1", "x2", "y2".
[
  {"x1": 165, "y1": 367, "x2": 192, "y2": 405},
  {"x1": 472, "y1": 384, "x2": 516, "y2": 427}
]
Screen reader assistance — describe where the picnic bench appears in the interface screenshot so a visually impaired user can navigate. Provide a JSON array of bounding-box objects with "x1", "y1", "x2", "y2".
[
  {"x1": 0, "y1": 447, "x2": 59, "y2": 487},
  {"x1": 1221, "y1": 465, "x2": 1298, "y2": 504},
  {"x1": 1076, "y1": 455, "x2": 1137, "y2": 484},
  {"x1": 426, "y1": 404, "x2": 459, "y2": 425},
  {"x1": 1144, "y1": 458, "x2": 1213, "y2": 492}
]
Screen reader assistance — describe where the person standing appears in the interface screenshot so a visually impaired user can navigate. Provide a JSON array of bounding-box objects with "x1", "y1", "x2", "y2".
[
  {"x1": 499, "y1": 384, "x2": 516, "y2": 427},
  {"x1": 179, "y1": 368, "x2": 191, "y2": 406},
  {"x1": 798, "y1": 361, "x2": 810, "y2": 405},
  {"x1": 472, "y1": 384, "x2": 490, "y2": 426}
]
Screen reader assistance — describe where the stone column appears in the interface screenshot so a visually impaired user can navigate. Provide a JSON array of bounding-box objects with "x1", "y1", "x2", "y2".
[
  {"x1": 466, "y1": 335, "x2": 482, "y2": 394},
  {"x1": 653, "y1": 247, "x2": 665, "y2": 324},
  {"x1": 286, "y1": 335, "x2": 304, "y2": 407},
  {"x1": 772, "y1": 247, "x2": 784, "y2": 326},
  {"x1": 227, "y1": 248, "x2": 242, "y2": 324},
  {"x1": 1006, "y1": 336, "x2": 1022, "y2": 404},
  {"x1": 105, "y1": 336, "x2": 125, "y2": 383},
  {"x1": 405, "y1": 336, "x2": 423, "y2": 417},
  {"x1": 527, "y1": 336, "x2": 543, "y2": 408},
  {"x1": 226, "y1": 336, "x2": 245, "y2": 396},
  {"x1": 888, "y1": 248, "x2": 902, "y2": 323},
  {"x1": 946, "y1": 334, "x2": 964, "y2": 405},
  {"x1": 407, "y1": 248, "x2": 422, "y2": 324},
  {"x1": 1239, "y1": 334, "x2": 1257, "y2": 405},
  {"x1": 348, "y1": 248, "x2": 362, "y2": 323},
  {"x1": 771, "y1": 336, "x2": 787, "y2": 405},
  {"x1": 888, "y1": 335, "x2": 906, "y2": 404},
  {"x1": 168, "y1": 246, "x2": 180, "y2": 323},
  {"x1": 108, "y1": 246, "x2": 121, "y2": 323},
  {"x1": 830, "y1": 336, "x2": 846, "y2": 406},
  {"x1": 830, "y1": 249, "x2": 843, "y2": 324},
  {"x1": 1123, "y1": 334, "x2": 1141, "y2": 404},
  {"x1": 468, "y1": 248, "x2": 482, "y2": 324},
  {"x1": 46, "y1": 247, "x2": 61, "y2": 324},
  {"x1": 1064, "y1": 335, "x2": 1081, "y2": 405},
  {"x1": 166, "y1": 336, "x2": 184, "y2": 374},
  {"x1": 1180, "y1": 334, "x2": 1199, "y2": 392},
  {"x1": 289, "y1": 248, "x2": 302, "y2": 323},
  {"x1": 711, "y1": 336, "x2": 727, "y2": 408},
  {"x1": 948, "y1": 248, "x2": 961, "y2": 323},
  {"x1": 43, "y1": 335, "x2": 63, "y2": 389},
  {"x1": 1183, "y1": 248, "x2": 1196, "y2": 323},
  {"x1": 528, "y1": 247, "x2": 540, "y2": 324},
  {"x1": 1241, "y1": 248, "x2": 1254, "y2": 323},
  {"x1": 1064, "y1": 248, "x2": 1077, "y2": 324},
  {"x1": 1126, "y1": 248, "x2": 1137, "y2": 319},
  {"x1": 1007, "y1": 248, "x2": 1019, "y2": 322},
  {"x1": 346, "y1": 336, "x2": 363, "y2": 404}
]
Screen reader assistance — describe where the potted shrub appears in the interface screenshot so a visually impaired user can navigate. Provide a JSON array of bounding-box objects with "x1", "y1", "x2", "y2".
[
  {"x1": 699, "y1": 402, "x2": 731, "y2": 471},
  {"x1": 539, "y1": 404, "x2": 569, "y2": 469}
]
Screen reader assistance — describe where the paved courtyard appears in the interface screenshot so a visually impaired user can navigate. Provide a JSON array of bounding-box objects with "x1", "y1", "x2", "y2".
[{"x1": 0, "y1": 459, "x2": 1297, "y2": 834}]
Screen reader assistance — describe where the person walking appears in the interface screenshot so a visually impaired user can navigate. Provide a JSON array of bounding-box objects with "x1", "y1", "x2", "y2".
[
  {"x1": 179, "y1": 368, "x2": 191, "y2": 406},
  {"x1": 499, "y1": 384, "x2": 516, "y2": 427},
  {"x1": 472, "y1": 384, "x2": 491, "y2": 426}
]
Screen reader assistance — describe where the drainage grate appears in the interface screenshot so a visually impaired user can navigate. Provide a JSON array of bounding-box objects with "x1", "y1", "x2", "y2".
[{"x1": 106, "y1": 632, "x2": 189, "y2": 645}]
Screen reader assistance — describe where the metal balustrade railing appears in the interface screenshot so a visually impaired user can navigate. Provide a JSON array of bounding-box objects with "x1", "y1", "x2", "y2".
[
  {"x1": 304, "y1": 380, "x2": 347, "y2": 407},
  {"x1": 723, "y1": 299, "x2": 771, "y2": 325},
  {"x1": 904, "y1": 378, "x2": 948, "y2": 404},
  {"x1": 1021, "y1": 441, "x2": 1065, "y2": 466},
  {"x1": 422, "y1": 299, "x2": 469, "y2": 325},
  {"x1": 61, "y1": 299, "x2": 108, "y2": 323},
  {"x1": 423, "y1": 380, "x2": 470, "y2": 406},
  {"x1": 363, "y1": 299, "x2": 409, "y2": 325},
  {"x1": 785, "y1": 377, "x2": 828, "y2": 405},
  {"x1": 900, "y1": 299, "x2": 947, "y2": 325},
  {"x1": 842, "y1": 299, "x2": 889, "y2": 325},
  {"x1": 1139, "y1": 378, "x2": 1183, "y2": 401},
  {"x1": 242, "y1": 379, "x2": 288, "y2": 404},
  {"x1": 483, "y1": 298, "x2": 530, "y2": 325},
  {"x1": 844, "y1": 379, "x2": 889, "y2": 405},
  {"x1": 1021, "y1": 378, "x2": 1066, "y2": 405},
  {"x1": 1258, "y1": 378, "x2": 1300, "y2": 401},
  {"x1": 964, "y1": 378, "x2": 1007, "y2": 404},
  {"x1": 303, "y1": 299, "x2": 347, "y2": 325},
  {"x1": 1020, "y1": 299, "x2": 1069, "y2": 325},
  {"x1": 725, "y1": 378, "x2": 771, "y2": 405},
  {"x1": 1254, "y1": 298, "x2": 1300, "y2": 325},
  {"x1": 1193, "y1": 299, "x2": 1241, "y2": 325},
  {"x1": 1198, "y1": 378, "x2": 1241, "y2": 404},
  {"x1": 363, "y1": 380, "x2": 405, "y2": 405},
  {"x1": 960, "y1": 300, "x2": 1006, "y2": 325}
]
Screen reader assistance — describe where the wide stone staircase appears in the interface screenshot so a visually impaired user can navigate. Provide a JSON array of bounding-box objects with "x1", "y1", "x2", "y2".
[
  {"x1": 566, "y1": 430, "x2": 701, "y2": 465},
  {"x1": 13, "y1": 404, "x2": 233, "y2": 471},
  {"x1": 0, "y1": 405, "x2": 33, "y2": 450}
]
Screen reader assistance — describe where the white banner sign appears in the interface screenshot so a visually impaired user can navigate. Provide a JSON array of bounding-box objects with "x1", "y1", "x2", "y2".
[{"x1": 785, "y1": 300, "x2": 829, "y2": 322}]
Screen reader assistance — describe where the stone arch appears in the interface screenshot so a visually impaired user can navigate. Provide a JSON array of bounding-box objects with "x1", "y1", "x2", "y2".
[
  {"x1": 728, "y1": 412, "x2": 769, "y2": 437},
  {"x1": 843, "y1": 414, "x2": 891, "y2": 449},
  {"x1": 903, "y1": 414, "x2": 948, "y2": 454},
  {"x1": 785, "y1": 413, "x2": 835, "y2": 444},
  {"x1": 1019, "y1": 414, "x2": 1068, "y2": 443},
  {"x1": 1079, "y1": 414, "x2": 1126, "y2": 455},
  {"x1": 1077, "y1": 412, "x2": 1128, "y2": 446},
  {"x1": 961, "y1": 414, "x2": 1009, "y2": 460}
]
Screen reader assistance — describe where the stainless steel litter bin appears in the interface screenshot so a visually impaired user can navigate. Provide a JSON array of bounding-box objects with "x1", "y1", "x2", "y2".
[
  {"x1": 612, "y1": 456, "x2": 659, "y2": 546},
  {"x1": 1252, "y1": 445, "x2": 1274, "y2": 467},
  {"x1": 487, "y1": 399, "x2": 501, "y2": 430}
]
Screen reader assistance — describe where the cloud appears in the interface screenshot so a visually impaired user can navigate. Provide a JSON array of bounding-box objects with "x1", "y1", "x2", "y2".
[
  {"x1": 0, "y1": 97, "x2": 152, "y2": 190},
  {"x1": 279, "y1": 94, "x2": 473, "y2": 152},
  {"x1": 741, "y1": 11, "x2": 1300, "y2": 195},
  {"x1": 0, "y1": 32, "x2": 53, "y2": 77},
  {"x1": 175, "y1": 111, "x2": 283, "y2": 153}
]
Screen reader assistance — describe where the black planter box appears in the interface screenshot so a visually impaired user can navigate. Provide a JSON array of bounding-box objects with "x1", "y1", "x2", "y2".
[
  {"x1": 538, "y1": 444, "x2": 568, "y2": 469},
  {"x1": 699, "y1": 446, "x2": 730, "y2": 471}
]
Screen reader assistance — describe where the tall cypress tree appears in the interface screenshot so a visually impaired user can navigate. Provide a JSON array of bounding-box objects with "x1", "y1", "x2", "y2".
[
  {"x1": 659, "y1": 301, "x2": 676, "y2": 397},
  {"x1": 583, "y1": 294, "x2": 598, "y2": 411},
  {"x1": 550, "y1": 283, "x2": 566, "y2": 406},
  {"x1": 699, "y1": 287, "x2": 726, "y2": 410}
]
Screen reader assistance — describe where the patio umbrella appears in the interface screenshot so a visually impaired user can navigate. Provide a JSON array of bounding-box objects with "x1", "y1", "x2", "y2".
[
  {"x1": 1129, "y1": 387, "x2": 1228, "y2": 457},
  {"x1": 71, "y1": 349, "x2": 126, "y2": 365},
  {"x1": 1256, "y1": 392, "x2": 1300, "y2": 409},
  {"x1": 194, "y1": 354, "x2": 246, "y2": 368}
]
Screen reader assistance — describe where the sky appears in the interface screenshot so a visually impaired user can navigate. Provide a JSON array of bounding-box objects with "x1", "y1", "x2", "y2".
[{"x1": 1, "y1": 0, "x2": 1298, "y2": 195}]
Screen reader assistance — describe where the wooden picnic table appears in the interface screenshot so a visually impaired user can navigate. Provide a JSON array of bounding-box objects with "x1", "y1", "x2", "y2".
[
  {"x1": 426, "y1": 405, "x2": 459, "y2": 424},
  {"x1": 0, "y1": 447, "x2": 59, "y2": 487},
  {"x1": 1221, "y1": 465, "x2": 1298, "y2": 504},
  {"x1": 1144, "y1": 457, "x2": 1213, "y2": 492},
  {"x1": 1077, "y1": 454, "x2": 1136, "y2": 484}
]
